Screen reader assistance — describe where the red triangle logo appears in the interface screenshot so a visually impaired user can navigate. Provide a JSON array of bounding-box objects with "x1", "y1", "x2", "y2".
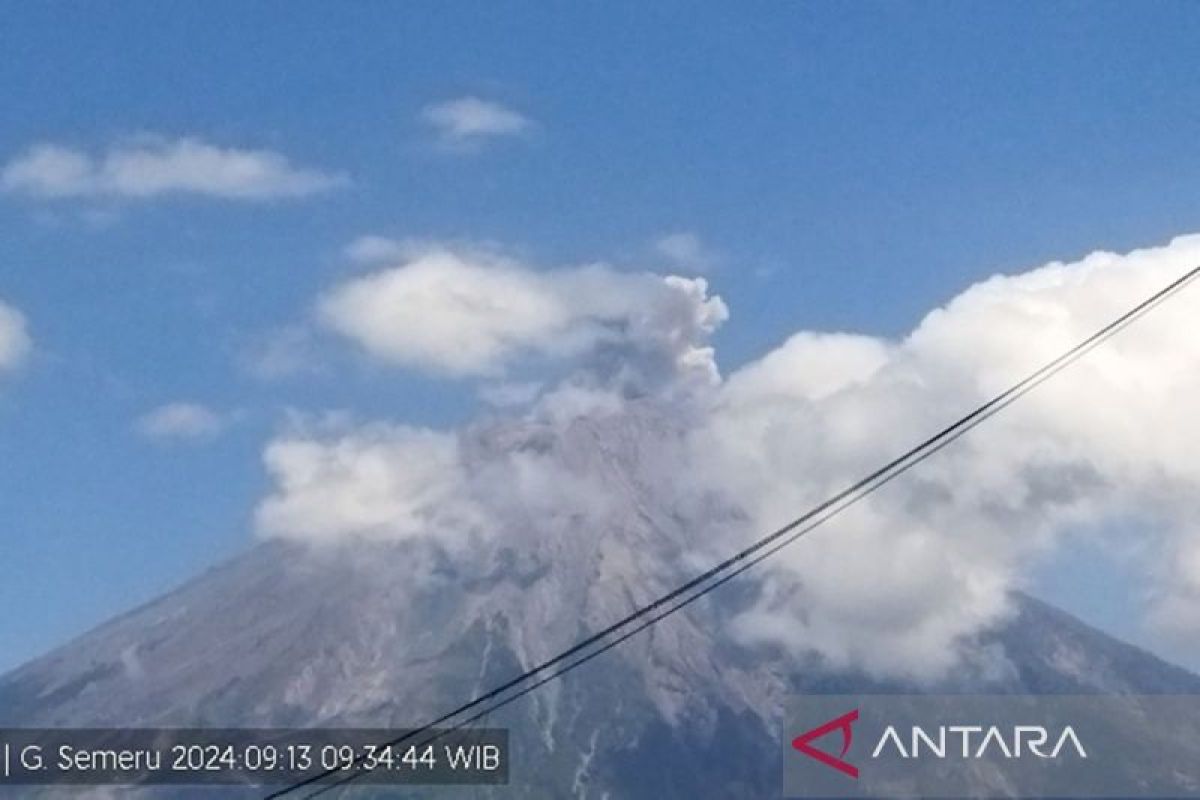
[{"x1": 791, "y1": 708, "x2": 860, "y2": 778}]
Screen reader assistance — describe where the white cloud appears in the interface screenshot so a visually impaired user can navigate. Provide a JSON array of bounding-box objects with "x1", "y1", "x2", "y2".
[
  {"x1": 721, "y1": 332, "x2": 892, "y2": 403},
  {"x1": 136, "y1": 402, "x2": 228, "y2": 442},
  {"x1": 653, "y1": 231, "x2": 718, "y2": 273},
  {"x1": 1, "y1": 137, "x2": 345, "y2": 201},
  {"x1": 255, "y1": 413, "x2": 623, "y2": 552},
  {"x1": 421, "y1": 97, "x2": 532, "y2": 148},
  {"x1": 0, "y1": 299, "x2": 32, "y2": 373},
  {"x1": 1, "y1": 146, "x2": 93, "y2": 198},
  {"x1": 686, "y1": 235, "x2": 1200, "y2": 678},
  {"x1": 256, "y1": 422, "x2": 482, "y2": 544},
  {"x1": 317, "y1": 244, "x2": 728, "y2": 389},
  {"x1": 260, "y1": 233, "x2": 1200, "y2": 679}
]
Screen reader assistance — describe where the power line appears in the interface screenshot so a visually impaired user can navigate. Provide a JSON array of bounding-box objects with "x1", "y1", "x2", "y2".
[{"x1": 269, "y1": 265, "x2": 1200, "y2": 798}]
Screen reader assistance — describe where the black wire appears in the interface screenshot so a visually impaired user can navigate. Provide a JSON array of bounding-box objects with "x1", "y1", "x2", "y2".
[{"x1": 269, "y1": 265, "x2": 1200, "y2": 798}]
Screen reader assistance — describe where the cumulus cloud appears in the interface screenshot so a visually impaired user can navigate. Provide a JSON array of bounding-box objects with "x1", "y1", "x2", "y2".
[
  {"x1": 317, "y1": 244, "x2": 728, "y2": 390},
  {"x1": 256, "y1": 422, "x2": 483, "y2": 545},
  {"x1": 1, "y1": 137, "x2": 345, "y2": 201},
  {"x1": 687, "y1": 236, "x2": 1200, "y2": 677},
  {"x1": 259, "y1": 233, "x2": 1200, "y2": 679},
  {"x1": 720, "y1": 332, "x2": 892, "y2": 403},
  {"x1": 136, "y1": 402, "x2": 229, "y2": 442},
  {"x1": 0, "y1": 298, "x2": 32, "y2": 373},
  {"x1": 421, "y1": 97, "x2": 532, "y2": 148},
  {"x1": 255, "y1": 411, "x2": 632, "y2": 553}
]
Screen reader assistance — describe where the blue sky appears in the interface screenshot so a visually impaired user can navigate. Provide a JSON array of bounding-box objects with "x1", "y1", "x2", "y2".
[{"x1": 3, "y1": 2, "x2": 1200, "y2": 673}]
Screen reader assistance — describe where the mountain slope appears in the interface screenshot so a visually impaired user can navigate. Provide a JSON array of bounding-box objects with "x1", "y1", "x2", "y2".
[{"x1": 3, "y1": 408, "x2": 1199, "y2": 798}]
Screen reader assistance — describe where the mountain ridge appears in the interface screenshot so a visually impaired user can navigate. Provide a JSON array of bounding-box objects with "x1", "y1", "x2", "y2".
[{"x1": 4, "y1": 405, "x2": 1199, "y2": 797}]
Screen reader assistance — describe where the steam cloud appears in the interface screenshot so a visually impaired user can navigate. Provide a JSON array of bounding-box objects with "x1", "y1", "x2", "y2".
[{"x1": 258, "y1": 235, "x2": 1200, "y2": 679}]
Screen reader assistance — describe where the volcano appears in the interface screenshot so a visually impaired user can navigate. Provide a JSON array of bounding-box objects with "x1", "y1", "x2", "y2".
[{"x1": 4, "y1": 407, "x2": 1199, "y2": 798}]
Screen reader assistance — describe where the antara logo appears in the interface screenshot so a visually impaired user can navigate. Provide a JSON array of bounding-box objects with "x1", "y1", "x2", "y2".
[
  {"x1": 871, "y1": 724, "x2": 1087, "y2": 760},
  {"x1": 791, "y1": 709, "x2": 860, "y2": 778},
  {"x1": 791, "y1": 709, "x2": 1089, "y2": 779}
]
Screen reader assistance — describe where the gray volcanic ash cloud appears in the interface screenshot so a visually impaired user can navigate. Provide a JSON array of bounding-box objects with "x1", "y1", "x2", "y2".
[{"x1": 257, "y1": 235, "x2": 1200, "y2": 680}]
